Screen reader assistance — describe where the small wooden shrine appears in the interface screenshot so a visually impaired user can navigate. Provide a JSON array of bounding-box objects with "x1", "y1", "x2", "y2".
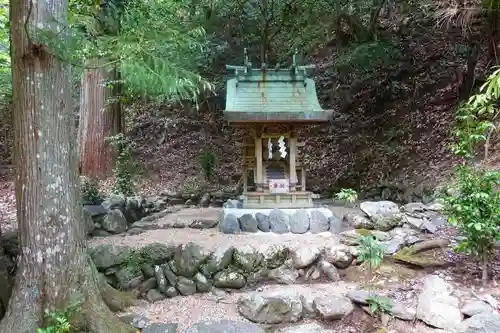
[{"x1": 224, "y1": 50, "x2": 333, "y2": 208}]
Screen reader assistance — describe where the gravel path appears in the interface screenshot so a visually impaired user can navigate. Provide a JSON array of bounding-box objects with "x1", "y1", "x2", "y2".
[
  {"x1": 122, "y1": 282, "x2": 357, "y2": 332},
  {"x1": 90, "y1": 228, "x2": 342, "y2": 252}
]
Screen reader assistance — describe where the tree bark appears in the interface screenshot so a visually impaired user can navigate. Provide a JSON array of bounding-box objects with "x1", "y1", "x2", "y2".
[
  {"x1": 77, "y1": 61, "x2": 121, "y2": 180},
  {"x1": 2, "y1": 1, "x2": 135, "y2": 332}
]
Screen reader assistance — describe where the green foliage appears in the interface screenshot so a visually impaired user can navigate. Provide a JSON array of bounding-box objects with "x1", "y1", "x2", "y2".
[
  {"x1": 105, "y1": 133, "x2": 138, "y2": 196},
  {"x1": 357, "y1": 235, "x2": 385, "y2": 272},
  {"x1": 0, "y1": 0, "x2": 10, "y2": 103},
  {"x1": 121, "y1": 249, "x2": 146, "y2": 275},
  {"x1": 452, "y1": 68, "x2": 500, "y2": 158},
  {"x1": 36, "y1": 304, "x2": 80, "y2": 333},
  {"x1": 199, "y1": 150, "x2": 216, "y2": 180},
  {"x1": 366, "y1": 295, "x2": 393, "y2": 316},
  {"x1": 335, "y1": 188, "x2": 358, "y2": 203},
  {"x1": 80, "y1": 176, "x2": 103, "y2": 204},
  {"x1": 442, "y1": 166, "x2": 500, "y2": 260}
]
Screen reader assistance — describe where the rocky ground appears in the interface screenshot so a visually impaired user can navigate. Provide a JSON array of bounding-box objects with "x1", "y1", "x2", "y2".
[{"x1": 82, "y1": 200, "x2": 500, "y2": 333}]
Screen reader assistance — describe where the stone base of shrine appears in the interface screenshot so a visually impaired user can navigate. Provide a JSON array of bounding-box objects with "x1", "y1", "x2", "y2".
[
  {"x1": 220, "y1": 207, "x2": 338, "y2": 234},
  {"x1": 242, "y1": 191, "x2": 319, "y2": 209}
]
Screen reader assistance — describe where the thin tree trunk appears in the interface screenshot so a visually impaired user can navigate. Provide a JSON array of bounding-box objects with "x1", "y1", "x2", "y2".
[
  {"x1": 78, "y1": 61, "x2": 121, "y2": 179},
  {"x1": 2, "y1": 1, "x2": 135, "y2": 332},
  {"x1": 482, "y1": 251, "x2": 488, "y2": 286}
]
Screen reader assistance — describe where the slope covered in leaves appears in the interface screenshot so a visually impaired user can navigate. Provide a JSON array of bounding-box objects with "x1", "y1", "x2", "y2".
[{"x1": 128, "y1": 18, "x2": 494, "y2": 200}]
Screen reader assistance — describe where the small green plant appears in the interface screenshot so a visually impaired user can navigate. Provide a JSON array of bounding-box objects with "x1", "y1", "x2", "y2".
[
  {"x1": 366, "y1": 295, "x2": 393, "y2": 316},
  {"x1": 334, "y1": 188, "x2": 358, "y2": 204},
  {"x1": 36, "y1": 305, "x2": 78, "y2": 333},
  {"x1": 199, "y1": 150, "x2": 216, "y2": 180},
  {"x1": 357, "y1": 235, "x2": 386, "y2": 278},
  {"x1": 121, "y1": 250, "x2": 147, "y2": 275},
  {"x1": 80, "y1": 176, "x2": 103, "y2": 204},
  {"x1": 106, "y1": 133, "x2": 139, "y2": 196},
  {"x1": 442, "y1": 166, "x2": 500, "y2": 285}
]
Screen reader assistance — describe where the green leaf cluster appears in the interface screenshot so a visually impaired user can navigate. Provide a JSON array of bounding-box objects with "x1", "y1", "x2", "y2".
[
  {"x1": 357, "y1": 235, "x2": 385, "y2": 272},
  {"x1": 442, "y1": 166, "x2": 500, "y2": 259},
  {"x1": 105, "y1": 133, "x2": 139, "y2": 196}
]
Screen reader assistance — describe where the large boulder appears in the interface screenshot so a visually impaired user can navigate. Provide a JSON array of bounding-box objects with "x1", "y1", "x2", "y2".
[
  {"x1": 213, "y1": 270, "x2": 246, "y2": 289},
  {"x1": 313, "y1": 295, "x2": 354, "y2": 320},
  {"x1": 185, "y1": 320, "x2": 265, "y2": 333},
  {"x1": 220, "y1": 214, "x2": 241, "y2": 234},
  {"x1": 90, "y1": 244, "x2": 132, "y2": 269},
  {"x1": 269, "y1": 209, "x2": 290, "y2": 234},
  {"x1": 203, "y1": 245, "x2": 234, "y2": 275},
  {"x1": 291, "y1": 247, "x2": 320, "y2": 269},
  {"x1": 233, "y1": 245, "x2": 264, "y2": 273},
  {"x1": 289, "y1": 210, "x2": 309, "y2": 234},
  {"x1": 309, "y1": 211, "x2": 329, "y2": 233},
  {"x1": 255, "y1": 213, "x2": 270, "y2": 232},
  {"x1": 239, "y1": 214, "x2": 258, "y2": 233},
  {"x1": 238, "y1": 290, "x2": 303, "y2": 324},
  {"x1": 101, "y1": 209, "x2": 128, "y2": 234},
  {"x1": 174, "y1": 243, "x2": 210, "y2": 277},
  {"x1": 322, "y1": 245, "x2": 353, "y2": 269},
  {"x1": 416, "y1": 275, "x2": 462, "y2": 331},
  {"x1": 139, "y1": 243, "x2": 176, "y2": 265},
  {"x1": 360, "y1": 201, "x2": 403, "y2": 231},
  {"x1": 461, "y1": 311, "x2": 500, "y2": 333}
]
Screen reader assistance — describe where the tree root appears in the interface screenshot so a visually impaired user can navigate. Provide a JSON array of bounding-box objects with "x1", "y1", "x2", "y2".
[{"x1": 392, "y1": 238, "x2": 452, "y2": 268}]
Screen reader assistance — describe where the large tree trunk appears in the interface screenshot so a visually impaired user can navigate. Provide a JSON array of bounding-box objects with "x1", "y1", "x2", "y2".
[
  {"x1": 78, "y1": 62, "x2": 121, "y2": 179},
  {"x1": 2, "y1": 1, "x2": 135, "y2": 332}
]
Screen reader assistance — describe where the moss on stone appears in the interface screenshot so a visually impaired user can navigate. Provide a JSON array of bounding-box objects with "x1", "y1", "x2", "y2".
[{"x1": 355, "y1": 228, "x2": 373, "y2": 236}]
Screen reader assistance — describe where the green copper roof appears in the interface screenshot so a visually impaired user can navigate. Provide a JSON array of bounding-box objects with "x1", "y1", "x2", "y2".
[{"x1": 224, "y1": 51, "x2": 333, "y2": 123}]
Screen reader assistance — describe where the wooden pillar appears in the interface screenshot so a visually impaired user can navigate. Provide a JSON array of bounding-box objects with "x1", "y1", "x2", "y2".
[
  {"x1": 289, "y1": 135, "x2": 298, "y2": 192},
  {"x1": 255, "y1": 133, "x2": 263, "y2": 192}
]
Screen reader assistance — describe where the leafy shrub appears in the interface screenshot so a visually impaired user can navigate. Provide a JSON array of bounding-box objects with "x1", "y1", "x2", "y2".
[
  {"x1": 80, "y1": 176, "x2": 103, "y2": 204},
  {"x1": 334, "y1": 188, "x2": 358, "y2": 204},
  {"x1": 366, "y1": 295, "x2": 393, "y2": 316},
  {"x1": 105, "y1": 133, "x2": 139, "y2": 196},
  {"x1": 357, "y1": 235, "x2": 385, "y2": 275},
  {"x1": 36, "y1": 307, "x2": 75, "y2": 333},
  {"x1": 199, "y1": 150, "x2": 216, "y2": 180},
  {"x1": 442, "y1": 166, "x2": 500, "y2": 284}
]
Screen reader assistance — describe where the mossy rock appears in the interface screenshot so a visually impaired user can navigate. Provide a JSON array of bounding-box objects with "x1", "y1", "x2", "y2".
[
  {"x1": 355, "y1": 228, "x2": 372, "y2": 236},
  {"x1": 392, "y1": 247, "x2": 451, "y2": 268}
]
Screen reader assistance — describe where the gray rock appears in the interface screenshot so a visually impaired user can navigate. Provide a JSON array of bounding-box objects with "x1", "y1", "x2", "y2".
[
  {"x1": 139, "y1": 277, "x2": 158, "y2": 294},
  {"x1": 224, "y1": 199, "x2": 242, "y2": 208},
  {"x1": 238, "y1": 290, "x2": 303, "y2": 324},
  {"x1": 174, "y1": 243, "x2": 210, "y2": 277},
  {"x1": 264, "y1": 244, "x2": 289, "y2": 269},
  {"x1": 344, "y1": 213, "x2": 374, "y2": 229},
  {"x1": 313, "y1": 295, "x2": 354, "y2": 320},
  {"x1": 346, "y1": 290, "x2": 380, "y2": 305},
  {"x1": 115, "y1": 267, "x2": 143, "y2": 290},
  {"x1": 383, "y1": 237, "x2": 406, "y2": 255},
  {"x1": 328, "y1": 215, "x2": 343, "y2": 233},
  {"x1": 220, "y1": 214, "x2": 241, "y2": 234},
  {"x1": 90, "y1": 244, "x2": 132, "y2": 269},
  {"x1": 289, "y1": 210, "x2": 309, "y2": 234},
  {"x1": 360, "y1": 200, "x2": 400, "y2": 217},
  {"x1": 303, "y1": 265, "x2": 321, "y2": 282},
  {"x1": 139, "y1": 243, "x2": 176, "y2": 265},
  {"x1": 322, "y1": 245, "x2": 353, "y2": 269},
  {"x1": 162, "y1": 264, "x2": 178, "y2": 286},
  {"x1": 127, "y1": 227, "x2": 146, "y2": 235},
  {"x1": 176, "y1": 276, "x2": 197, "y2": 296},
  {"x1": 255, "y1": 213, "x2": 270, "y2": 232},
  {"x1": 101, "y1": 194, "x2": 126, "y2": 210},
  {"x1": 371, "y1": 213, "x2": 404, "y2": 231},
  {"x1": 164, "y1": 286, "x2": 178, "y2": 298},
  {"x1": 268, "y1": 265, "x2": 299, "y2": 284},
  {"x1": 154, "y1": 265, "x2": 168, "y2": 294},
  {"x1": 461, "y1": 300, "x2": 494, "y2": 317},
  {"x1": 213, "y1": 270, "x2": 246, "y2": 289},
  {"x1": 461, "y1": 311, "x2": 500, "y2": 333},
  {"x1": 275, "y1": 323, "x2": 330, "y2": 333},
  {"x1": 83, "y1": 204, "x2": 108, "y2": 217},
  {"x1": 405, "y1": 215, "x2": 425, "y2": 229},
  {"x1": 317, "y1": 260, "x2": 340, "y2": 281},
  {"x1": 141, "y1": 264, "x2": 155, "y2": 278},
  {"x1": 308, "y1": 211, "x2": 328, "y2": 233},
  {"x1": 190, "y1": 219, "x2": 218, "y2": 229},
  {"x1": 205, "y1": 245, "x2": 234, "y2": 275},
  {"x1": 370, "y1": 230, "x2": 391, "y2": 241},
  {"x1": 291, "y1": 247, "x2": 320, "y2": 269},
  {"x1": 185, "y1": 320, "x2": 265, "y2": 333},
  {"x1": 416, "y1": 275, "x2": 462, "y2": 331},
  {"x1": 194, "y1": 272, "x2": 212, "y2": 293},
  {"x1": 233, "y1": 245, "x2": 264, "y2": 273},
  {"x1": 82, "y1": 207, "x2": 96, "y2": 235},
  {"x1": 146, "y1": 289, "x2": 165, "y2": 303},
  {"x1": 390, "y1": 302, "x2": 416, "y2": 321},
  {"x1": 119, "y1": 313, "x2": 150, "y2": 329},
  {"x1": 239, "y1": 214, "x2": 258, "y2": 232},
  {"x1": 269, "y1": 209, "x2": 290, "y2": 234},
  {"x1": 92, "y1": 229, "x2": 112, "y2": 237},
  {"x1": 102, "y1": 209, "x2": 128, "y2": 234},
  {"x1": 142, "y1": 322, "x2": 178, "y2": 333}
]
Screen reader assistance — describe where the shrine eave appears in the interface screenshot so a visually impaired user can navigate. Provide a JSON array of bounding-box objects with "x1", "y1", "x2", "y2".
[{"x1": 223, "y1": 110, "x2": 333, "y2": 124}]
